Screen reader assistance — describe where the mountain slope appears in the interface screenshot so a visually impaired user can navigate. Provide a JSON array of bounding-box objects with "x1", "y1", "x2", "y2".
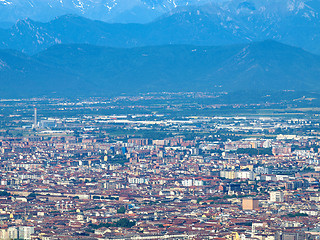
[
  {"x1": 0, "y1": 49, "x2": 95, "y2": 96},
  {"x1": 0, "y1": 14, "x2": 249, "y2": 54},
  {"x1": 1, "y1": 0, "x2": 320, "y2": 54},
  {"x1": 0, "y1": 41, "x2": 319, "y2": 97},
  {"x1": 0, "y1": 0, "x2": 212, "y2": 24}
]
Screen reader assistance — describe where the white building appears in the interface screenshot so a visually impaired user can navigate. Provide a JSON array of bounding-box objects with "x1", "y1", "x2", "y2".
[
  {"x1": 18, "y1": 226, "x2": 34, "y2": 240},
  {"x1": 236, "y1": 171, "x2": 254, "y2": 180},
  {"x1": 8, "y1": 227, "x2": 18, "y2": 240},
  {"x1": 270, "y1": 191, "x2": 284, "y2": 202},
  {"x1": 182, "y1": 179, "x2": 203, "y2": 187},
  {"x1": 128, "y1": 177, "x2": 149, "y2": 184}
]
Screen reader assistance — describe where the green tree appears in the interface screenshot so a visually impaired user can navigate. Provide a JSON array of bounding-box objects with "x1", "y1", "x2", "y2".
[
  {"x1": 115, "y1": 218, "x2": 135, "y2": 228},
  {"x1": 117, "y1": 206, "x2": 126, "y2": 214}
]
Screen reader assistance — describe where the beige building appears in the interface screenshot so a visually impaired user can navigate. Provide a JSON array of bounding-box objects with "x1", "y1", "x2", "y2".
[{"x1": 242, "y1": 198, "x2": 259, "y2": 210}]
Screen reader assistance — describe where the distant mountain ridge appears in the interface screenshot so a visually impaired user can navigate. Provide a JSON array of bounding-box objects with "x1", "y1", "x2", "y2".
[
  {"x1": 1, "y1": 0, "x2": 318, "y2": 24},
  {"x1": 0, "y1": 0, "x2": 212, "y2": 24},
  {"x1": 0, "y1": 41, "x2": 319, "y2": 97},
  {"x1": 1, "y1": 0, "x2": 320, "y2": 54}
]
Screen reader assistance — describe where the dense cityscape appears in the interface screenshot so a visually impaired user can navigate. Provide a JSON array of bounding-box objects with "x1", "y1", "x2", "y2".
[
  {"x1": 1, "y1": 0, "x2": 320, "y2": 239},
  {"x1": 0, "y1": 94, "x2": 319, "y2": 239}
]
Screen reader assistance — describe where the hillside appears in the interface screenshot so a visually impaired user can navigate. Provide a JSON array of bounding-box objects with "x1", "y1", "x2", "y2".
[
  {"x1": 0, "y1": 41, "x2": 319, "y2": 97},
  {"x1": 1, "y1": 0, "x2": 320, "y2": 54}
]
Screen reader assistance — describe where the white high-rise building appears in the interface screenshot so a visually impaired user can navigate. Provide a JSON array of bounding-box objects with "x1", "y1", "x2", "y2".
[
  {"x1": 270, "y1": 191, "x2": 284, "y2": 202},
  {"x1": 8, "y1": 227, "x2": 18, "y2": 240},
  {"x1": 33, "y1": 108, "x2": 38, "y2": 129},
  {"x1": 18, "y1": 226, "x2": 34, "y2": 240}
]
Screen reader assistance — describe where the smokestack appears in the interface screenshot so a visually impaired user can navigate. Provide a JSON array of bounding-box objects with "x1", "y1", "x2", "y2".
[{"x1": 34, "y1": 108, "x2": 37, "y2": 129}]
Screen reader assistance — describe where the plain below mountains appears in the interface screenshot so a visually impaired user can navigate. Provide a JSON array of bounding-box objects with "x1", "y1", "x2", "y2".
[{"x1": 0, "y1": 41, "x2": 320, "y2": 97}]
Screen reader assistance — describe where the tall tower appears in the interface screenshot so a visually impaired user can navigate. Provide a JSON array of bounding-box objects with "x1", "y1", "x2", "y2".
[{"x1": 33, "y1": 108, "x2": 37, "y2": 129}]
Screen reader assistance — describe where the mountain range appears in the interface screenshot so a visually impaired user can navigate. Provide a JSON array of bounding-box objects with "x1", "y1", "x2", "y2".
[
  {"x1": 1, "y1": 0, "x2": 320, "y2": 98},
  {"x1": 0, "y1": 41, "x2": 319, "y2": 97},
  {"x1": 1, "y1": 0, "x2": 319, "y2": 24},
  {"x1": 1, "y1": 0, "x2": 320, "y2": 54},
  {"x1": 0, "y1": 0, "x2": 213, "y2": 24}
]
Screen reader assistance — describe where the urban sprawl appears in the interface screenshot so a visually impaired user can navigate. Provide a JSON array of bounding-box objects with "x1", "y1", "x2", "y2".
[{"x1": 0, "y1": 95, "x2": 319, "y2": 240}]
